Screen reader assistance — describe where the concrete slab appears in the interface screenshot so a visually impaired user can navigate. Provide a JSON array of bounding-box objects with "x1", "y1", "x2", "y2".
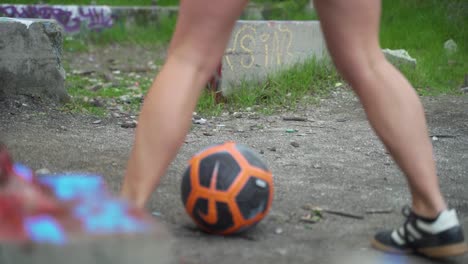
[
  {"x1": 221, "y1": 20, "x2": 328, "y2": 94},
  {"x1": 0, "y1": 18, "x2": 68, "y2": 102}
]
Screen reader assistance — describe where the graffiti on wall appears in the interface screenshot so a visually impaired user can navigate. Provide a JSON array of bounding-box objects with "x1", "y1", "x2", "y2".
[
  {"x1": 0, "y1": 4, "x2": 113, "y2": 32},
  {"x1": 224, "y1": 24, "x2": 294, "y2": 71}
]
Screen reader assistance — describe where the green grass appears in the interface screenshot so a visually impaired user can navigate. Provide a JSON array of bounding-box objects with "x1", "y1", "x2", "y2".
[
  {"x1": 4, "y1": 0, "x2": 178, "y2": 6},
  {"x1": 380, "y1": 0, "x2": 468, "y2": 94},
  {"x1": 196, "y1": 58, "x2": 341, "y2": 115},
  {"x1": 47, "y1": 0, "x2": 468, "y2": 116},
  {"x1": 63, "y1": 73, "x2": 154, "y2": 116},
  {"x1": 63, "y1": 15, "x2": 176, "y2": 52}
]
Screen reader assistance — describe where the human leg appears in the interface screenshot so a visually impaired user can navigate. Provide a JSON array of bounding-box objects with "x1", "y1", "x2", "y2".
[
  {"x1": 313, "y1": 0, "x2": 467, "y2": 257},
  {"x1": 121, "y1": 0, "x2": 248, "y2": 208}
]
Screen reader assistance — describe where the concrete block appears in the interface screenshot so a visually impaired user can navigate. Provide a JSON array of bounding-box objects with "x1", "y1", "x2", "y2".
[
  {"x1": 0, "y1": 17, "x2": 68, "y2": 102},
  {"x1": 221, "y1": 20, "x2": 327, "y2": 94}
]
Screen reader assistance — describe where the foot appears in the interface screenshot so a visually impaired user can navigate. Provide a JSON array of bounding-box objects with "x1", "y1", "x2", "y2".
[{"x1": 371, "y1": 206, "x2": 468, "y2": 258}]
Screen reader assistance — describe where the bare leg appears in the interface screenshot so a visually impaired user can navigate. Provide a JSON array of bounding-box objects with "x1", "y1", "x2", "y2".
[
  {"x1": 313, "y1": 0, "x2": 446, "y2": 217},
  {"x1": 121, "y1": 0, "x2": 248, "y2": 208}
]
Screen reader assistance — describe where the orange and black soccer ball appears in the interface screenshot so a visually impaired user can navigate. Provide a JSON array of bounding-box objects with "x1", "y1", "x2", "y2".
[{"x1": 181, "y1": 142, "x2": 273, "y2": 235}]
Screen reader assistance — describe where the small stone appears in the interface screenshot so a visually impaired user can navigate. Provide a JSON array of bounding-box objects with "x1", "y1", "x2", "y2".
[
  {"x1": 286, "y1": 129, "x2": 297, "y2": 133},
  {"x1": 89, "y1": 98, "x2": 104, "y2": 107},
  {"x1": 112, "y1": 162, "x2": 117, "y2": 166},
  {"x1": 151, "y1": 211, "x2": 162, "y2": 217},
  {"x1": 35, "y1": 168, "x2": 51, "y2": 175},
  {"x1": 274, "y1": 227, "x2": 283, "y2": 235},
  {"x1": 313, "y1": 164, "x2": 321, "y2": 169},
  {"x1": 259, "y1": 150, "x2": 264, "y2": 154},
  {"x1": 233, "y1": 112, "x2": 242, "y2": 118},
  {"x1": 88, "y1": 83, "x2": 103, "y2": 92},
  {"x1": 92, "y1": 120, "x2": 102, "y2": 124},
  {"x1": 121, "y1": 120, "x2": 137, "y2": 128},
  {"x1": 193, "y1": 118, "x2": 207, "y2": 125},
  {"x1": 444, "y1": 39, "x2": 458, "y2": 54},
  {"x1": 432, "y1": 136, "x2": 439, "y2": 141},
  {"x1": 246, "y1": 107, "x2": 252, "y2": 112},
  {"x1": 267, "y1": 147, "x2": 277, "y2": 152},
  {"x1": 461, "y1": 87, "x2": 468, "y2": 94},
  {"x1": 119, "y1": 95, "x2": 131, "y2": 103},
  {"x1": 112, "y1": 112, "x2": 121, "y2": 118},
  {"x1": 290, "y1": 141, "x2": 300, "y2": 148},
  {"x1": 336, "y1": 118, "x2": 347, "y2": 122},
  {"x1": 276, "y1": 248, "x2": 287, "y2": 256},
  {"x1": 203, "y1": 132, "x2": 213, "y2": 136}
]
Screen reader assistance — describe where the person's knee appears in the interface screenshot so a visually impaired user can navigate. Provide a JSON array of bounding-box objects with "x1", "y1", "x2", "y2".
[{"x1": 332, "y1": 48, "x2": 386, "y2": 89}]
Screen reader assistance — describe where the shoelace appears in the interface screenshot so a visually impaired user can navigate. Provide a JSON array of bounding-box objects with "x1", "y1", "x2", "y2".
[{"x1": 401, "y1": 205, "x2": 419, "y2": 249}]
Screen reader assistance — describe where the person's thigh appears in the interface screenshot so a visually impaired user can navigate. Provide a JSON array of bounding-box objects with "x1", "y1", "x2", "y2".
[
  {"x1": 313, "y1": 0, "x2": 384, "y2": 88},
  {"x1": 167, "y1": 0, "x2": 249, "y2": 73}
]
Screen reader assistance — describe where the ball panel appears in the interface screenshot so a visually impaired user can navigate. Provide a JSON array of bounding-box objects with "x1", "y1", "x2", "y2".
[
  {"x1": 235, "y1": 144, "x2": 269, "y2": 171},
  {"x1": 181, "y1": 166, "x2": 192, "y2": 206},
  {"x1": 192, "y1": 198, "x2": 234, "y2": 233},
  {"x1": 198, "y1": 152, "x2": 241, "y2": 191},
  {"x1": 235, "y1": 176, "x2": 270, "y2": 220}
]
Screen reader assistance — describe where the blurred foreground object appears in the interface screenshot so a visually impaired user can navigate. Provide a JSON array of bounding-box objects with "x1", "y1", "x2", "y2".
[{"x1": 0, "y1": 145, "x2": 173, "y2": 264}]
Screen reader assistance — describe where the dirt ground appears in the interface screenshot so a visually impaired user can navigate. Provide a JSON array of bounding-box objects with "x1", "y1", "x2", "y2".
[{"x1": 1, "y1": 47, "x2": 468, "y2": 263}]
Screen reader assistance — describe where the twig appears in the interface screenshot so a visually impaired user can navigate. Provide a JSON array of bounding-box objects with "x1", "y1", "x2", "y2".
[
  {"x1": 429, "y1": 134, "x2": 457, "y2": 138},
  {"x1": 282, "y1": 116, "x2": 308, "y2": 122},
  {"x1": 322, "y1": 209, "x2": 364, "y2": 220},
  {"x1": 365, "y1": 208, "x2": 393, "y2": 214}
]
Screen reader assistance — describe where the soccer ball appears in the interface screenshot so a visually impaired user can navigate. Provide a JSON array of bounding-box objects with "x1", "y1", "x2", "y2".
[{"x1": 181, "y1": 142, "x2": 273, "y2": 235}]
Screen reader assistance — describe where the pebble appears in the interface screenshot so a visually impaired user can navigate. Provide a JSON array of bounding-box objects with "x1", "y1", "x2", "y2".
[
  {"x1": 290, "y1": 141, "x2": 300, "y2": 148},
  {"x1": 267, "y1": 147, "x2": 277, "y2": 152},
  {"x1": 275, "y1": 227, "x2": 283, "y2": 235},
  {"x1": 121, "y1": 120, "x2": 137, "y2": 128},
  {"x1": 276, "y1": 248, "x2": 287, "y2": 256},
  {"x1": 35, "y1": 168, "x2": 51, "y2": 175},
  {"x1": 92, "y1": 120, "x2": 102, "y2": 124},
  {"x1": 119, "y1": 95, "x2": 131, "y2": 103},
  {"x1": 233, "y1": 112, "x2": 242, "y2": 118},
  {"x1": 88, "y1": 83, "x2": 103, "y2": 92},
  {"x1": 193, "y1": 118, "x2": 207, "y2": 125}
]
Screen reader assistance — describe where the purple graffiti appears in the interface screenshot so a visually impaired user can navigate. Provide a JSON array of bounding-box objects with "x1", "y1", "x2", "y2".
[
  {"x1": 79, "y1": 6, "x2": 113, "y2": 30},
  {"x1": 0, "y1": 4, "x2": 113, "y2": 33}
]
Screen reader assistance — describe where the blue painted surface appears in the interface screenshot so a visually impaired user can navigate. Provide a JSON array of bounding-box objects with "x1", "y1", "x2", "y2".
[
  {"x1": 24, "y1": 216, "x2": 66, "y2": 244},
  {"x1": 73, "y1": 199, "x2": 150, "y2": 234},
  {"x1": 13, "y1": 163, "x2": 33, "y2": 182},
  {"x1": 39, "y1": 174, "x2": 107, "y2": 201},
  {"x1": 14, "y1": 170, "x2": 152, "y2": 243}
]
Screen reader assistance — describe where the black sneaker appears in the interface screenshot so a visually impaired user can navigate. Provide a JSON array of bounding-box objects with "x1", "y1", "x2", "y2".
[{"x1": 371, "y1": 206, "x2": 468, "y2": 258}]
